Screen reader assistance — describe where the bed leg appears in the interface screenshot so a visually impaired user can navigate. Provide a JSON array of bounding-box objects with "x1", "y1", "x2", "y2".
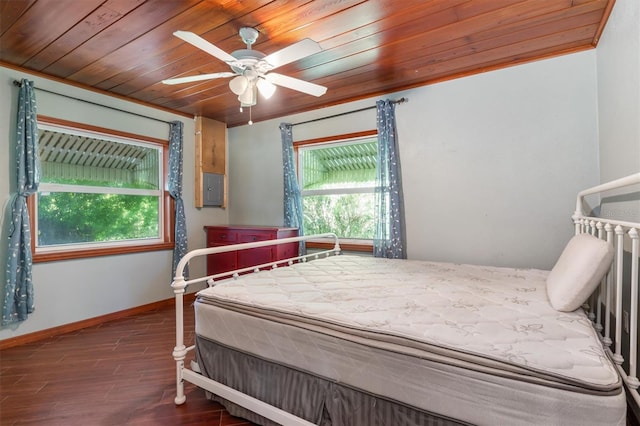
[
  {"x1": 174, "y1": 355, "x2": 187, "y2": 405},
  {"x1": 173, "y1": 339, "x2": 188, "y2": 405},
  {"x1": 172, "y1": 275, "x2": 188, "y2": 405}
]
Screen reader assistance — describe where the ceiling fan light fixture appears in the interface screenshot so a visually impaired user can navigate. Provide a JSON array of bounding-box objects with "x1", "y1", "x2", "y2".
[
  {"x1": 238, "y1": 84, "x2": 257, "y2": 106},
  {"x1": 229, "y1": 75, "x2": 248, "y2": 95},
  {"x1": 256, "y1": 78, "x2": 276, "y2": 99}
]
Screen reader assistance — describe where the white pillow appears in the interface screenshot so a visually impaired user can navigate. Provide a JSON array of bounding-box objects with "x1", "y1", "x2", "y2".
[{"x1": 546, "y1": 233, "x2": 614, "y2": 312}]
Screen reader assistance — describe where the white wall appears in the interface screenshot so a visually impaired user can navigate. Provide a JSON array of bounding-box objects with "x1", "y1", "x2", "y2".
[
  {"x1": 596, "y1": 0, "x2": 640, "y2": 222},
  {"x1": 228, "y1": 51, "x2": 600, "y2": 270},
  {"x1": 0, "y1": 66, "x2": 228, "y2": 340}
]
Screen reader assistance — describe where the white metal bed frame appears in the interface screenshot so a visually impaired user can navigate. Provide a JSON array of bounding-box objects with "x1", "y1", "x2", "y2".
[
  {"x1": 172, "y1": 233, "x2": 341, "y2": 426},
  {"x1": 171, "y1": 173, "x2": 640, "y2": 425},
  {"x1": 574, "y1": 173, "x2": 640, "y2": 408}
]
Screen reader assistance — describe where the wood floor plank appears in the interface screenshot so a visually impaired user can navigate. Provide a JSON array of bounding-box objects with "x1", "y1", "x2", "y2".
[{"x1": 0, "y1": 306, "x2": 257, "y2": 426}]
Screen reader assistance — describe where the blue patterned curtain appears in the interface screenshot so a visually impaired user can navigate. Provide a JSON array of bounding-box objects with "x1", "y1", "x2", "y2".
[
  {"x1": 280, "y1": 123, "x2": 305, "y2": 255},
  {"x1": 2, "y1": 79, "x2": 40, "y2": 326},
  {"x1": 168, "y1": 121, "x2": 188, "y2": 279},
  {"x1": 374, "y1": 100, "x2": 406, "y2": 259}
]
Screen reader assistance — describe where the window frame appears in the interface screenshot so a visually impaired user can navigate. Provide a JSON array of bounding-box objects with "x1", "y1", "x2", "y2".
[
  {"x1": 30, "y1": 116, "x2": 175, "y2": 263},
  {"x1": 294, "y1": 130, "x2": 377, "y2": 253}
]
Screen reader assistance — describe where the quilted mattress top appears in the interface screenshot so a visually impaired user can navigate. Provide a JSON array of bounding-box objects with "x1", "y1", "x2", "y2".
[{"x1": 197, "y1": 255, "x2": 621, "y2": 391}]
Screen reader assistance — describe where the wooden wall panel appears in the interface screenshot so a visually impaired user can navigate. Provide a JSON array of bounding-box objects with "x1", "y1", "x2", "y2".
[{"x1": 195, "y1": 116, "x2": 226, "y2": 208}]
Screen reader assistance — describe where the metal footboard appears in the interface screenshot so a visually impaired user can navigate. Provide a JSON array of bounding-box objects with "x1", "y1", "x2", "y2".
[{"x1": 170, "y1": 232, "x2": 340, "y2": 425}]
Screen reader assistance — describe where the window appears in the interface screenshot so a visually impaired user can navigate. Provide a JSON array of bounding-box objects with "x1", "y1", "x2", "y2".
[
  {"x1": 31, "y1": 117, "x2": 173, "y2": 262},
  {"x1": 295, "y1": 131, "x2": 377, "y2": 250}
]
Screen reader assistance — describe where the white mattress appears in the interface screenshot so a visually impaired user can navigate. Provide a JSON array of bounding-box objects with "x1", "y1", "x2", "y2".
[{"x1": 195, "y1": 255, "x2": 626, "y2": 425}]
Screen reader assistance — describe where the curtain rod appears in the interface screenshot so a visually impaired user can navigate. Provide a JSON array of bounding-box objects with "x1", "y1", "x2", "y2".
[
  {"x1": 290, "y1": 97, "x2": 408, "y2": 127},
  {"x1": 12, "y1": 80, "x2": 173, "y2": 125}
]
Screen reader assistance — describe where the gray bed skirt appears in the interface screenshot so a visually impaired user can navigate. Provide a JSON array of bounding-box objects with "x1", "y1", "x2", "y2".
[{"x1": 196, "y1": 336, "x2": 469, "y2": 426}]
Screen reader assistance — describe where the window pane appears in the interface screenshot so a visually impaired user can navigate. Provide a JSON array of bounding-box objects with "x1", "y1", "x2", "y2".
[
  {"x1": 300, "y1": 140, "x2": 377, "y2": 190},
  {"x1": 33, "y1": 119, "x2": 168, "y2": 258},
  {"x1": 37, "y1": 192, "x2": 159, "y2": 246},
  {"x1": 303, "y1": 193, "x2": 374, "y2": 239},
  {"x1": 38, "y1": 128, "x2": 160, "y2": 190}
]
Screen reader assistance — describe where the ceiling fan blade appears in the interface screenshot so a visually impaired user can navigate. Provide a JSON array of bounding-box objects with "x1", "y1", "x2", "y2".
[
  {"x1": 162, "y1": 72, "x2": 236, "y2": 85},
  {"x1": 265, "y1": 73, "x2": 327, "y2": 97},
  {"x1": 263, "y1": 39, "x2": 322, "y2": 69},
  {"x1": 173, "y1": 31, "x2": 237, "y2": 63}
]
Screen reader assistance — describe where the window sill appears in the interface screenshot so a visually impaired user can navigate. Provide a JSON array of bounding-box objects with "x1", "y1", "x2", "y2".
[
  {"x1": 306, "y1": 238, "x2": 373, "y2": 253},
  {"x1": 33, "y1": 242, "x2": 175, "y2": 263}
]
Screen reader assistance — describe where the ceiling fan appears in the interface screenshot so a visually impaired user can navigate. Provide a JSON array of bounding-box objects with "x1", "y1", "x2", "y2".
[{"x1": 162, "y1": 27, "x2": 327, "y2": 109}]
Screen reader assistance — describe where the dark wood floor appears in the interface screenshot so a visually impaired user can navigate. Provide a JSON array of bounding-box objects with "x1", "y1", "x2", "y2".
[
  {"x1": 3, "y1": 304, "x2": 639, "y2": 426},
  {"x1": 0, "y1": 302, "x2": 256, "y2": 425}
]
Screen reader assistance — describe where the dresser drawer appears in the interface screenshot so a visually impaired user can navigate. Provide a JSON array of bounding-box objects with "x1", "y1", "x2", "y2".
[
  {"x1": 207, "y1": 250, "x2": 237, "y2": 275},
  {"x1": 207, "y1": 230, "x2": 237, "y2": 245},
  {"x1": 278, "y1": 242, "x2": 299, "y2": 260},
  {"x1": 238, "y1": 247, "x2": 274, "y2": 269},
  {"x1": 238, "y1": 231, "x2": 274, "y2": 243}
]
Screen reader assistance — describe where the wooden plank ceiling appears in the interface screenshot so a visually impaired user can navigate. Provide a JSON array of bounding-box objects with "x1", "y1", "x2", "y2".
[{"x1": 0, "y1": 0, "x2": 614, "y2": 128}]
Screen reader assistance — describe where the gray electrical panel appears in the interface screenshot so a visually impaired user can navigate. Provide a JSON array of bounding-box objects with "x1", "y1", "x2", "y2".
[{"x1": 203, "y1": 173, "x2": 224, "y2": 207}]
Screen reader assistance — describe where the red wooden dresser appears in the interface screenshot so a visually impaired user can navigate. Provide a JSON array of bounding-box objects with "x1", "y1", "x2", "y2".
[{"x1": 204, "y1": 225, "x2": 299, "y2": 276}]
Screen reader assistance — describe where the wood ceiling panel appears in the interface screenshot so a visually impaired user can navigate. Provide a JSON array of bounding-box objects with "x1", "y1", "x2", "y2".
[
  {"x1": 22, "y1": 0, "x2": 146, "y2": 71},
  {"x1": 422, "y1": 24, "x2": 600, "y2": 77},
  {"x1": 0, "y1": 0, "x2": 615, "y2": 127},
  {"x1": 136, "y1": 0, "x2": 366, "y2": 90},
  {"x1": 253, "y1": 0, "x2": 369, "y2": 43},
  {"x1": 324, "y1": 24, "x2": 598, "y2": 94},
  {"x1": 45, "y1": 0, "x2": 201, "y2": 78},
  {"x1": 275, "y1": 1, "x2": 605, "y2": 97},
  {"x1": 76, "y1": 0, "x2": 277, "y2": 88},
  {"x1": 0, "y1": 0, "x2": 104, "y2": 65},
  {"x1": 299, "y1": 1, "x2": 581, "y2": 77},
  {"x1": 152, "y1": 81, "x2": 230, "y2": 110},
  {"x1": 377, "y1": 11, "x2": 603, "y2": 79},
  {"x1": 459, "y1": 1, "x2": 606, "y2": 46},
  {"x1": 313, "y1": 1, "x2": 466, "y2": 52},
  {"x1": 0, "y1": 0, "x2": 37, "y2": 37},
  {"x1": 97, "y1": 0, "x2": 313, "y2": 93}
]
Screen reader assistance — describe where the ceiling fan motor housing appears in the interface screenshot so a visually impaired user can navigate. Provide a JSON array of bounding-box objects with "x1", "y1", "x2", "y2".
[{"x1": 229, "y1": 49, "x2": 272, "y2": 75}]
